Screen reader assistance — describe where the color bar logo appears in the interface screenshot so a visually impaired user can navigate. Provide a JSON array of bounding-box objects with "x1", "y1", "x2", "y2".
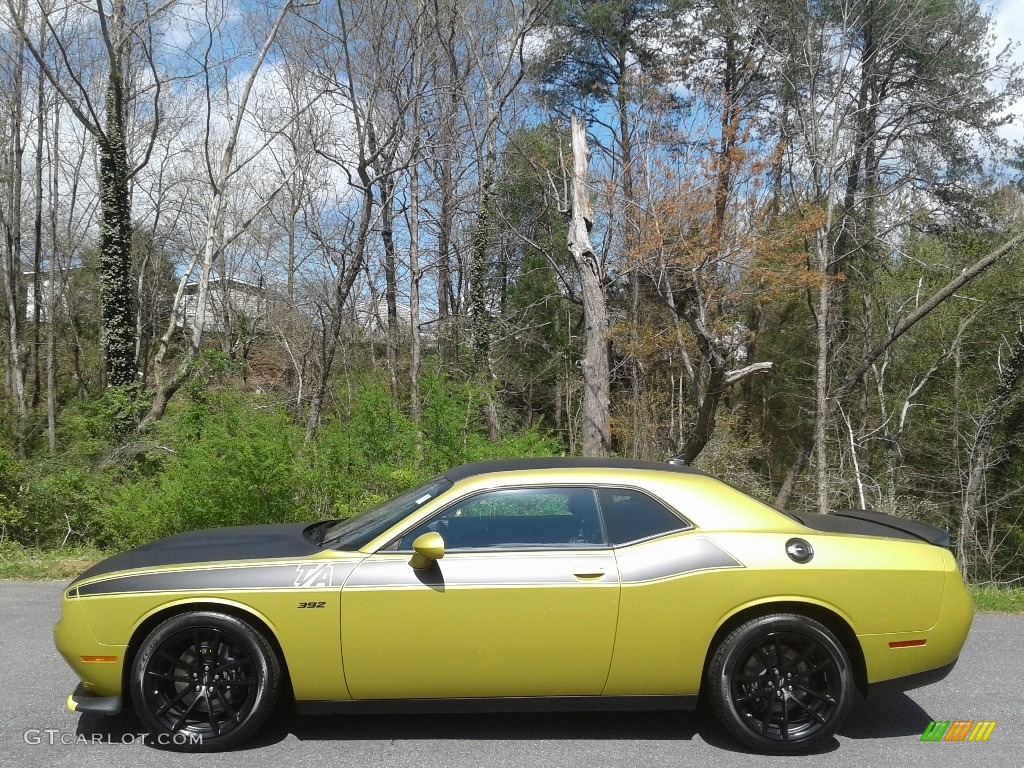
[{"x1": 921, "y1": 720, "x2": 997, "y2": 742}]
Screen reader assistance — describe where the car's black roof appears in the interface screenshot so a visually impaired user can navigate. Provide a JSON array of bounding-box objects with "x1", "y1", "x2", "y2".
[{"x1": 444, "y1": 457, "x2": 700, "y2": 482}]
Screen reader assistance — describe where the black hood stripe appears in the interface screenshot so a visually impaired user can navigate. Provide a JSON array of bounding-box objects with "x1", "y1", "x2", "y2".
[{"x1": 72, "y1": 523, "x2": 322, "y2": 585}]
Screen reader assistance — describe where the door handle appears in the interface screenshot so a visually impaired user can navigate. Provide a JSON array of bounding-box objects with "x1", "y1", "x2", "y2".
[{"x1": 572, "y1": 567, "x2": 606, "y2": 579}]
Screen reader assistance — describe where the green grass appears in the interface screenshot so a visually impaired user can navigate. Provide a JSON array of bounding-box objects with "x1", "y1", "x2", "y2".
[
  {"x1": 0, "y1": 543, "x2": 109, "y2": 580},
  {"x1": 969, "y1": 585, "x2": 1024, "y2": 614}
]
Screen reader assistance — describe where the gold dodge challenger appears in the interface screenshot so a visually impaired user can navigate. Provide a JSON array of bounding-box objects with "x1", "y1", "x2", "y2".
[{"x1": 55, "y1": 458, "x2": 972, "y2": 754}]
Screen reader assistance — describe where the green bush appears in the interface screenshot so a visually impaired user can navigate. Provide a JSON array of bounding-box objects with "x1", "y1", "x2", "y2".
[
  {"x1": 99, "y1": 394, "x2": 304, "y2": 548},
  {"x1": 18, "y1": 467, "x2": 105, "y2": 548},
  {"x1": 4, "y1": 370, "x2": 562, "y2": 553}
]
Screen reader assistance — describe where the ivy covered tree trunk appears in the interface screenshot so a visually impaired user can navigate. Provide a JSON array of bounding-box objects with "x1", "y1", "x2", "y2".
[
  {"x1": 88, "y1": 0, "x2": 139, "y2": 388},
  {"x1": 97, "y1": 74, "x2": 136, "y2": 387}
]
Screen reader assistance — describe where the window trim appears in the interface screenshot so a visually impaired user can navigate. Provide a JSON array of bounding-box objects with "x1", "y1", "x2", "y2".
[
  {"x1": 383, "y1": 483, "x2": 695, "y2": 553},
  {"x1": 385, "y1": 485, "x2": 610, "y2": 553},
  {"x1": 593, "y1": 484, "x2": 694, "y2": 547}
]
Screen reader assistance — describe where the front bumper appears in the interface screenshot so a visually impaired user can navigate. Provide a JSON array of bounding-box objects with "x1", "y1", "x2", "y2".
[
  {"x1": 66, "y1": 682, "x2": 123, "y2": 715},
  {"x1": 54, "y1": 589, "x2": 127, "y2": 698}
]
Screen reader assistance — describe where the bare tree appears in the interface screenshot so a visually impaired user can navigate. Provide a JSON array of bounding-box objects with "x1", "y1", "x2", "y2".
[
  {"x1": 298, "y1": 0, "x2": 417, "y2": 441},
  {"x1": 568, "y1": 114, "x2": 610, "y2": 456},
  {"x1": 1, "y1": 0, "x2": 28, "y2": 434},
  {"x1": 141, "y1": 0, "x2": 302, "y2": 428},
  {"x1": 957, "y1": 324, "x2": 1024, "y2": 579}
]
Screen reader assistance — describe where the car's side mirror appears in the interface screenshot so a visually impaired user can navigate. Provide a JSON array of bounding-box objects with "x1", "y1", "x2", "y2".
[{"x1": 409, "y1": 531, "x2": 445, "y2": 570}]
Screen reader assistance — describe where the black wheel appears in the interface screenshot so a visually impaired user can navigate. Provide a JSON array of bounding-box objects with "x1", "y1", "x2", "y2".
[
  {"x1": 131, "y1": 611, "x2": 281, "y2": 751},
  {"x1": 707, "y1": 613, "x2": 853, "y2": 754}
]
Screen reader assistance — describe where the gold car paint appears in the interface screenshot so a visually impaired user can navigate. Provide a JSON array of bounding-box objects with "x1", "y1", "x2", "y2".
[
  {"x1": 53, "y1": 591, "x2": 126, "y2": 696},
  {"x1": 856, "y1": 550, "x2": 974, "y2": 683},
  {"x1": 603, "y1": 532, "x2": 948, "y2": 694},
  {"x1": 340, "y1": 549, "x2": 620, "y2": 699},
  {"x1": 66, "y1": 551, "x2": 360, "y2": 701}
]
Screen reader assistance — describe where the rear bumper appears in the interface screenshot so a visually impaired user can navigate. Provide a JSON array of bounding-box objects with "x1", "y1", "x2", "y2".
[
  {"x1": 860, "y1": 556, "x2": 973, "y2": 689},
  {"x1": 866, "y1": 659, "x2": 958, "y2": 697},
  {"x1": 67, "y1": 682, "x2": 123, "y2": 715}
]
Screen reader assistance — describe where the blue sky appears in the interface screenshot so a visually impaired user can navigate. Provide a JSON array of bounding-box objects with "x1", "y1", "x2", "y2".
[{"x1": 988, "y1": 0, "x2": 1024, "y2": 146}]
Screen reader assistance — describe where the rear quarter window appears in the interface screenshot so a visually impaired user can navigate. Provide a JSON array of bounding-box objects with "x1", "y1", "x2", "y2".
[{"x1": 598, "y1": 488, "x2": 691, "y2": 545}]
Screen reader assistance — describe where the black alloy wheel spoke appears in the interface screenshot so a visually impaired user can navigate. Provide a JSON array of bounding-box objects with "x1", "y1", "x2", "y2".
[
  {"x1": 211, "y1": 629, "x2": 222, "y2": 661},
  {"x1": 794, "y1": 659, "x2": 834, "y2": 681},
  {"x1": 734, "y1": 688, "x2": 773, "y2": 704},
  {"x1": 210, "y1": 678, "x2": 253, "y2": 688},
  {"x1": 734, "y1": 673, "x2": 768, "y2": 683},
  {"x1": 211, "y1": 657, "x2": 248, "y2": 676},
  {"x1": 791, "y1": 641, "x2": 815, "y2": 669},
  {"x1": 214, "y1": 687, "x2": 239, "y2": 721},
  {"x1": 147, "y1": 670, "x2": 191, "y2": 682},
  {"x1": 171, "y1": 691, "x2": 203, "y2": 732},
  {"x1": 157, "y1": 649, "x2": 189, "y2": 669},
  {"x1": 155, "y1": 685, "x2": 193, "y2": 717},
  {"x1": 207, "y1": 694, "x2": 220, "y2": 736},
  {"x1": 795, "y1": 683, "x2": 836, "y2": 705},
  {"x1": 788, "y1": 693, "x2": 828, "y2": 724},
  {"x1": 780, "y1": 694, "x2": 790, "y2": 740},
  {"x1": 754, "y1": 645, "x2": 773, "y2": 672}
]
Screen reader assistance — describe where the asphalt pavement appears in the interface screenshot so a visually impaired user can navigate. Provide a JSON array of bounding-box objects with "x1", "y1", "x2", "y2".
[{"x1": 1, "y1": 580, "x2": 1020, "y2": 768}]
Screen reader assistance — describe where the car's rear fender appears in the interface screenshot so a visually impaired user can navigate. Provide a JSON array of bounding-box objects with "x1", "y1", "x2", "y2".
[{"x1": 701, "y1": 598, "x2": 869, "y2": 696}]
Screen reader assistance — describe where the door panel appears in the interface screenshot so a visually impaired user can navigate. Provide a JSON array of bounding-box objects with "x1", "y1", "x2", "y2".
[{"x1": 341, "y1": 549, "x2": 619, "y2": 699}]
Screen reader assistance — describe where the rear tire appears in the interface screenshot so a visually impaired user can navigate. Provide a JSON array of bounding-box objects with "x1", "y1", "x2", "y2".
[
  {"x1": 707, "y1": 613, "x2": 853, "y2": 754},
  {"x1": 131, "y1": 611, "x2": 281, "y2": 752}
]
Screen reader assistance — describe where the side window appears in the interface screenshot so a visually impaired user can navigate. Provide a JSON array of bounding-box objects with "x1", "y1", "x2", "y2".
[
  {"x1": 597, "y1": 488, "x2": 690, "y2": 545},
  {"x1": 398, "y1": 488, "x2": 606, "y2": 550}
]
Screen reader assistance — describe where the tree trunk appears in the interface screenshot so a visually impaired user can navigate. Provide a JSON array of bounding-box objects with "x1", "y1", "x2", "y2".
[
  {"x1": 568, "y1": 114, "x2": 610, "y2": 457},
  {"x1": 30, "y1": 56, "x2": 44, "y2": 407},
  {"x1": 46, "y1": 104, "x2": 59, "y2": 452},
  {"x1": 380, "y1": 165, "x2": 400, "y2": 396},
  {"x1": 408, "y1": 9, "x2": 423, "y2": 433},
  {"x1": 96, "y1": 0, "x2": 137, "y2": 388},
  {"x1": 470, "y1": 160, "x2": 494, "y2": 374},
  {"x1": 2, "y1": 5, "x2": 27, "y2": 432},
  {"x1": 140, "y1": 0, "x2": 294, "y2": 429}
]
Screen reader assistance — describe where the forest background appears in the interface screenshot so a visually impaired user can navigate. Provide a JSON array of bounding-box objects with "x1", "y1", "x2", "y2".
[{"x1": 2, "y1": 0, "x2": 1024, "y2": 586}]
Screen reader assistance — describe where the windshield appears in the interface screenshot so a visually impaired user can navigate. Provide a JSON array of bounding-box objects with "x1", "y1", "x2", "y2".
[{"x1": 320, "y1": 476, "x2": 453, "y2": 551}]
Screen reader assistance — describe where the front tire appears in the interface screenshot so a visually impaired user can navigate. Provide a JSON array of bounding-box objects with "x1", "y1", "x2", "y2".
[
  {"x1": 131, "y1": 611, "x2": 281, "y2": 751},
  {"x1": 707, "y1": 613, "x2": 853, "y2": 754}
]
